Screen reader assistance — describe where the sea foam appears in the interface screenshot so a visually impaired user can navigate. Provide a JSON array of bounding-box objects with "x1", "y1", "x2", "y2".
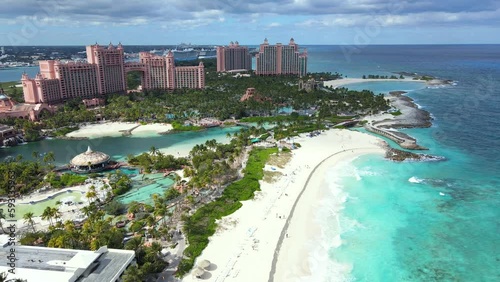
[
  {"x1": 408, "y1": 176, "x2": 423, "y2": 183},
  {"x1": 302, "y1": 162, "x2": 360, "y2": 282}
]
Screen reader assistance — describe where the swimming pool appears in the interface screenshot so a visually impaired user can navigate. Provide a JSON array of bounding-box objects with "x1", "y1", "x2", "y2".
[
  {"x1": 116, "y1": 173, "x2": 175, "y2": 205},
  {"x1": 0, "y1": 191, "x2": 86, "y2": 220}
]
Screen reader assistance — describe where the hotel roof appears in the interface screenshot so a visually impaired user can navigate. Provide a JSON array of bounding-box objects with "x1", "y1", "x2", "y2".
[{"x1": 0, "y1": 245, "x2": 134, "y2": 282}]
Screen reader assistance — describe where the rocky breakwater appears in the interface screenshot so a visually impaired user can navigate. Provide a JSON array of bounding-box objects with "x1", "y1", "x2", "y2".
[
  {"x1": 385, "y1": 147, "x2": 445, "y2": 162},
  {"x1": 364, "y1": 90, "x2": 433, "y2": 150}
]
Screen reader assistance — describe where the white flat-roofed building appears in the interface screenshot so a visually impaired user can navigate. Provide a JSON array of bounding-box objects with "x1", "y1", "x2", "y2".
[{"x1": 0, "y1": 245, "x2": 135, "y2": 282}]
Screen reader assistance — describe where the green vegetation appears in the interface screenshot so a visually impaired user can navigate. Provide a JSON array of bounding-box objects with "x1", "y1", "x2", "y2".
[
  {"x1": 127, "y1": 146, "x2": 189, "y2": 173},
  {"x1": 126, "y1": 71, "x2": 142, "y2": 90},
  {"x1": 0, "y1": 152, "x2": 56, "y2": 196},
  {"x1": 177, "y1": 147, "x2": 277, "y2": 276},
  {"x1": 171, "y1": 121, "x2": 203, "y2": 132},
  {"x1": 391, "y1": 110, "x2": 403, "y2": 116},
  {"x1": 240, "y1": 114, "x2": 309, "y2": 123},
  {"x1": 0, "y1": 81, "x2": 23, "y2": 102},
  {"x1": 104, "y1": 200, "x2": 126, "y2": 216},
  {"x1": 362, "y1": 74, "x2": 400, "y2": 79},
  {"x1": 419, "y1": 75, "x2": 434, "y2": 81},
  {"x1": 51, "y1": 126, "x2": 79, "y2": 137},
  {"x1": 46, "y1": 172, "x2": 87, "y2": 189},
  {"x1": 304, "y1": 71, "x2": 342, "y2": 81},
  {"x1": 328, "y1": 115, "x2": 356, "y2": 123},
  {"x1": 108, "y1": 170, "x2": 133, "y2": 196},
  {"x1": 164, "y1": 188, "x2": 181, "y2": 201}
]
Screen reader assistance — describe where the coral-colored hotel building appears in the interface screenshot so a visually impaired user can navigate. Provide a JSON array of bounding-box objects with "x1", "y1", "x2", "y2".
[
  {"x1": 255, "y1": 38, "x2": 307, "y2": 77},
  {"x1": 216, "y1": 38, "x2": 307, "y2": 77},
  {"x1": 216, "y1": 41, "x2": 252, "y2": 72},
  {"x1": 22, "y1": 43, "x2": 205, "y2": 105}
]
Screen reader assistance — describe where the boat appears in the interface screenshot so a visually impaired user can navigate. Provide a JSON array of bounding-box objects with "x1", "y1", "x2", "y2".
[
  {"x1": 168, "y1": 43, "x2": 199, "y2": 61},
  {"x1": 171, "y1": 48, "x2": 198, "y2": 61},
  {"x1": 197, "y1": 48, "x2": 217, "y2": 59}
]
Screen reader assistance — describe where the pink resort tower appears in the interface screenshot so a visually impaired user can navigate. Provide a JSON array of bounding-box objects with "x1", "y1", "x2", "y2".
[
  {"x1": 22, "y1": 43, "x2": 205, "y2": 105},
  {"x1": 216, "y1": 41, "x2": 252, "y2": 72},
  {"x1": 255, "y1": 38, "x2": 307, "y2": 77}
]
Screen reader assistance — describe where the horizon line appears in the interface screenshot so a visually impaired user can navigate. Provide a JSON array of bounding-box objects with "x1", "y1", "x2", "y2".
[{"x1": 1, "y1": 43, "x2": 500, "y2": 47}]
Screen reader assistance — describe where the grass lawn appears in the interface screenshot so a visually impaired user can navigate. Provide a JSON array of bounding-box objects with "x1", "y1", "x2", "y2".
[{"x1": 0, "y1": 81, "x2": 24, "y2": 102}]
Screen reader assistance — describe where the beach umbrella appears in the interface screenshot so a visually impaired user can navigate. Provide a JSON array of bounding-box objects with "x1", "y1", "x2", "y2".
[
  {"x1": 198, "y1": 259, "x2": 211, "y2": 269},
  {"x1": 193, "y1": 267, "x2": 205, "y2": 278}
]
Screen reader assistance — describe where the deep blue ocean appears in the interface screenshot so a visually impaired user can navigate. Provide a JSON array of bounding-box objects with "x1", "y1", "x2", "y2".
[
  {"x1": 304, "y1": 45, "x2": 500, "y2": 282},
  {"x1": 0, "y1": 66, "x2": 39, "y2": 83}
]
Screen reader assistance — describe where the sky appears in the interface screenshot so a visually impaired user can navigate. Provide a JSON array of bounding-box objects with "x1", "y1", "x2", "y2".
[{"x1": 0, "y1": 0, "x2": 499, "y2": 46}]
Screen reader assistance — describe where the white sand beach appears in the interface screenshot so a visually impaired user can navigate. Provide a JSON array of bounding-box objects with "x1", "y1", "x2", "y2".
[
  {"x1": 182, "y1": 129, "x2": 385, "y2": 282},
  {"x1": 323, "y1": 77, "x2": 425, "y2": 89},
  {"x1": 66, "y1": 122, "x2": 173, "y2": 138}
]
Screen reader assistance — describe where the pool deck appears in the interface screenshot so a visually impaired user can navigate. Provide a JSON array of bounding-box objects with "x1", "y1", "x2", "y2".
[
  {"x1": 17, "y1": 179, "x2": 107, "y2": 205},
  {"x1": 4, "y1": 179, "x2": 110, "y2": 232}
]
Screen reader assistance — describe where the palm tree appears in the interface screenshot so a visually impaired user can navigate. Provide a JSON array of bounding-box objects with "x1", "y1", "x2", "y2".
[
  {"x1": 154, "y1": 206, "x2": 167, "y2": 226},
  {"x1": 149, "y1": 146, "x2": 158, "y2": 157},
  {"x1": 31, "y1": 151, "x2": 39, "y2": 162},
  {"x1": 124, "y1": 236, "x2": 142, "y2": 250},
  {"x1": 23, "y1": 212, "x2": 36, "y2": 232},
  {"x1": 145, "y1": 215, "x2": 156, "y2": 228},
  {"x1": 150, "y1": 241, "x2": 162, "y2": 257},
  {"x1": 121, "y1": 265, "x2": 142, "y2": 282},
  {"x1": 127, "y1": 201, "x2": 141, "y2": 215},
  {"x1": 86, "y1": 186, "x2": 97, "y2": 203},
  {"x1": 41, "y1": 206, "x2": 54, "y2": 226},
  {"x1": 86, "y1": 190, "x2": 97, "y2": 203},
  {"x1": 43, "y1": 151, "x2": 56, "y2": 165},
  {"x1": 51, "y1": 207, "x2": 62, "y2": 223},
  {"x1": 81, "y1": 205, "x2": 94, "y2": 219}
]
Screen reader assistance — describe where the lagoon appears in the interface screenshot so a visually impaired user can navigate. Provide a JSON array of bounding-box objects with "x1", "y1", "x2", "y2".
[{"x1": 0, "y1": 126, "x2": 243, "y2": 165}]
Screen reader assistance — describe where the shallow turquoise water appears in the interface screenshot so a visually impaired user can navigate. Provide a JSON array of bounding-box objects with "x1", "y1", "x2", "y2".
[
  {"x1": 311, "y1": 45, "x2": 500, "y2": 282},
  {"x1": 0, "y1": 190, "x2": 85, "y2": 220},
  {"x1": 328, "y1": 142, "x2": 498, "y2": 281},
  {"x1": 0, "y1": 126, "x2": 241, "y2": 165},
  {"x1": 116, "y1": 173, "x2": 175, "y2": 205}
]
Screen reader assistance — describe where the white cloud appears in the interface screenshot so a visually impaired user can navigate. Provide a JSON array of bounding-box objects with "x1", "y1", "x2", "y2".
[
  {"x1": 297, "y1": 9, "x2": 500, "y2": 28},
  {"x1": 0, "y1": 0, "x2": 498, "y2": 33}
]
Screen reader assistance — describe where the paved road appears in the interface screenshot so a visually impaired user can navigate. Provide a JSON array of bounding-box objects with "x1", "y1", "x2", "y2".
[{"x1": 156, "y1": 231, "x2": 186, "y2": 282}]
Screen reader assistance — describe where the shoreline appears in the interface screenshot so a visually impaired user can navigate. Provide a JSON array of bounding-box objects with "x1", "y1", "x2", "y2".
[
  {"x1": 271, "y1": 149, "x2": 382, "y2": 282},
  {"x1": 323, "y1": 77, "x2": 449, "y2": 89},
  {"x1": 362, "y1": 90, "x2": 433, "y2": 150},
  {"x1": 65, "y1": 121, "x2": 173, "y2": 138},
  {"x1": 323, "y1": 77, "x2": 425, "y2": 89},
  {"x1": 181, "y1": 129, "x2": 385, "y2": 282}
]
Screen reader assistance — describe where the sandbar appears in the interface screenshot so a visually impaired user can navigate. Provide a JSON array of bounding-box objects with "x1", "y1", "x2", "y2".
[{"x1": 66, "y1": 122, "x2": 173, "y2": 138}]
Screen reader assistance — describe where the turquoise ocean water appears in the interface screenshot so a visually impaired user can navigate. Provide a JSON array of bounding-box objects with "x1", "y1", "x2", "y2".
[{"x1": 305, "y1": 45, "x2": 499, "y2": 281}]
